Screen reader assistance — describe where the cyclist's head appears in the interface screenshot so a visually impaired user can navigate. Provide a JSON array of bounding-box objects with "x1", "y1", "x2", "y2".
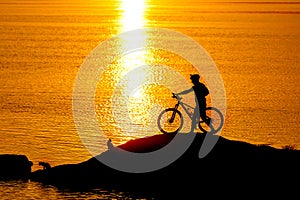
[{"x1": 190, "y1": 74, "x2": 200, "y2": 82}]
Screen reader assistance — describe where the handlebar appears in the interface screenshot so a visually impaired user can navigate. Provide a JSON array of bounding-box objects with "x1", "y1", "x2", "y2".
[
  {"x1": 172, "y1": 92, "x2": 177, "y2": 98},
  {"x1": 172, "y1": 93, "x2": 181, "y2": 101}
]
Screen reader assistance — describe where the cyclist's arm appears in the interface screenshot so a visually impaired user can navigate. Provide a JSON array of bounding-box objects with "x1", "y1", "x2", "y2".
[{"x1": 175, "y1": 88, "x2": 193, "y2": 95}]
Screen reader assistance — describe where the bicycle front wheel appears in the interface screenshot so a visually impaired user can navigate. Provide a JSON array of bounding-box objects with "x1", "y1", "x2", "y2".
[
  {"x1": 157, "y1": 108, "x2": 183, "y2": 134},
  {"x1": 198, "y1": 107, "x2": 224, "y2": 134}
]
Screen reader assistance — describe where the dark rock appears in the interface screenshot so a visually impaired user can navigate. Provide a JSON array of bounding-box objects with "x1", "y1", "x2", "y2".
[
  {"x1": 30, "y1": 134, "x2": 300, "y2": 197},
  {"x1": 0, "y1": 154, "x2": 33, "y2": 181}
]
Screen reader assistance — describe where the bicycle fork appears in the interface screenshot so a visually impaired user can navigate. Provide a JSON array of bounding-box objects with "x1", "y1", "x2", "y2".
[{"x1": 169, "y1": 103, "x2": 180, "y2": 123}]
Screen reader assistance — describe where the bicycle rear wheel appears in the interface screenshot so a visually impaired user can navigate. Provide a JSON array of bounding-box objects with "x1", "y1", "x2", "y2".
[
  {"x1": 157, "y1": 108, "x2": 183, "y2": 134},
  {"x1": 198, "y1": 107, "x2": 224, "y2": 134}
]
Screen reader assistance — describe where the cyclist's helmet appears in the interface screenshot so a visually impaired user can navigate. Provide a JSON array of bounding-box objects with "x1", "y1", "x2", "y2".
[{"x1": 190, "y1": 74, "x2": 200, "y2": 81}]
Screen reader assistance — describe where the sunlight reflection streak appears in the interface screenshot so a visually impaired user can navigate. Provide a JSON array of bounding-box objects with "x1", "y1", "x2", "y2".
[
  {"x1": 120, "y1": 0, "x2": 146, "y2": 32},
  {"x1": 106, "y1": 0, "x2": 154, "y2": 141}
]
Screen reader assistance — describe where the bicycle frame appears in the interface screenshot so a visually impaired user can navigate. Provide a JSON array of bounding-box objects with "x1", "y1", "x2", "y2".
[{"x1": 172, "y1": 94, "x2": 194, "y2": 120}]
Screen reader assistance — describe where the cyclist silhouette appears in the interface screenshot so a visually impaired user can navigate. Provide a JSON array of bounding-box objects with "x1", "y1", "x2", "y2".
[{"x1": 175, "y1": 74, "x2": 211, "y2": 133}]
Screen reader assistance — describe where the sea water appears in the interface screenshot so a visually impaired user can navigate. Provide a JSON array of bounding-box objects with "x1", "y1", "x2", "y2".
[{"x1": 0, "y1": 0, "x2": 299, "y2": 199}]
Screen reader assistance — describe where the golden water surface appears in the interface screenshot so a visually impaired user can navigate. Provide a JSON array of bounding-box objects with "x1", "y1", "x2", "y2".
[{"x1": 0, "y1": 0, "x2": 299, "y2": 198}]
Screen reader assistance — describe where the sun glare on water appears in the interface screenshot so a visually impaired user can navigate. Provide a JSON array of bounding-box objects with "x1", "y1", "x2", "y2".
[
  {"x1": 119, "y1": 0, "x2": 147, "y2": 32},
  {"x1": 118, "y1": 0, "x2": 152, "y2": 120},
  {"x1": 95, "y1": 0, "x2": 164, "y2": 143}
]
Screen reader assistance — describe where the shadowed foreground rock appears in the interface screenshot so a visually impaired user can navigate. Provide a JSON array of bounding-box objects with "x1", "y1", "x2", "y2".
[
  {"x1": 30, "y1": 133, "x2": 300, "y2": 198},
  {"x1": 0, "y1": 154, "x2": 33, "y2": 181}
]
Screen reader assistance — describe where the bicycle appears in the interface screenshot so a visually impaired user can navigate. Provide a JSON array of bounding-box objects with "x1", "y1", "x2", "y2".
[{"x1": 157, "y1": 93, "x2": 224, "y2": 134}]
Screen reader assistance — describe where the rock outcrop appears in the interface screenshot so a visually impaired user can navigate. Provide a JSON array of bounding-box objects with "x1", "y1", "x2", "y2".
[
  {"x1": 0, "y1": 154, "x2": 33, "y2": 181},
  {"x1": 29, "y1": 133, "x2": 300, "y2": 198}
]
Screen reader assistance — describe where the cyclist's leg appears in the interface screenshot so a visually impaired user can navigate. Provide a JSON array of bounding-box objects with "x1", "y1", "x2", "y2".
[
  {"x1": 199, "y1": 100, "x2": 210, "y2": 125},
  {"x1": 190, "y1": 105, "x2": 200, "y2": 133}
]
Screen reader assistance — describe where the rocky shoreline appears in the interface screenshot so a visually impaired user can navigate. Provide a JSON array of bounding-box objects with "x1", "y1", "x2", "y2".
[
  {"x1": 0, "y1": 154, "x2": 33, "y2": 181},
  {"x1": 1, "y1": 133, "x2": 300, "y2": 198}
]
